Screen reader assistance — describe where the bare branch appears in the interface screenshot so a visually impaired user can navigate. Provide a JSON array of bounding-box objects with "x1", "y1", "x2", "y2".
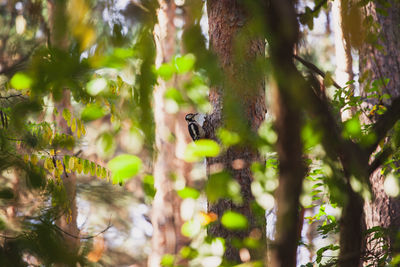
[{"x1": 293, "y1": 54, "x2": 342, "y2": 89}]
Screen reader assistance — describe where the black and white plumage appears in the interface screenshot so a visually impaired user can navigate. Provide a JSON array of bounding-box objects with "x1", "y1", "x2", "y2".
[{"x1": 185, "y1": 113, "x2": 205, "y2": 141}]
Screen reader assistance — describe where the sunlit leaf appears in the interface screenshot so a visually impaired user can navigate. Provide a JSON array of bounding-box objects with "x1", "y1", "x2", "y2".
[
  {"x1": 161, "y1": 254, "x2": 175, "y2": 267},
  {"x1": 184, "y1": 139, "x2": 220, "y2": 162},
  {"x1": 343, "y1": 117, "x2": 361, "y2": 138},
  {"x1": 10, "y1": 72, "x2": 32, "y2": 90},
  {"x1": 107, "y1": 154, "x2": 142, "y2": 184},
  {"x1": 181, "y1": 219, "x2": 201, "y2": 238},
  {"x1": 221, "y1": 211, "x2": 248, "y2": 230},
  {"x1": 178, "y1": 187, "x2": 200, "y2": 199},
  {"x1": 157, "y1": 63, "x2": 175, "y2": 80},
  {"x1": 175, "y1": 53, "x2": 195, "y2": 74}
]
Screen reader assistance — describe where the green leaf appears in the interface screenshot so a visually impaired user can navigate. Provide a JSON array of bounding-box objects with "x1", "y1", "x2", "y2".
[
  {"x1": 221, "y1": 211, "x2": 248, "y2": 230},
  {"x1": 160, "y1": 254, "x2": 175, "y2": 267},
  {"x1": 97, "y1": 132, "x2": 116, "y2": 157},
  {"x1": 206, "y1": 171, "x2": 241, "y2": 203},
  {"x1": 177, "y1": 187, "x2": 200, "y2": 199},
  {"x1": 107, "y1": 154, "x2": 142, "y2": 184},
  {"x1": 217, "y1": 128, "x2": 240, "y2": 147},
  {"x1": 157, "y1": 63, "x2": 175, "y2": 81},
  {"x1": 181, "y1": 219, "x2": 201, "y2": 238},
  {"x1": 81, "y1": 104, "x2": 107, "y2": 122},
  {"x1": 175, "y1": 54, "x2": 195, "y2": 74},
  {"x1": 10, "y1": 72, "x2": 32, "y2": 90},
  {"x1": 164, "y1": 87, "x2": 184, "y2": 104},
  {"x1": 142, "y1": 175, "x2": 156, "y2": 199},
  {"x1": 184, "y1": 139, "x2": 220, "y2": 162},
  {"x1": 343, "y1": 117, "x2": 362, "y2": 138}
]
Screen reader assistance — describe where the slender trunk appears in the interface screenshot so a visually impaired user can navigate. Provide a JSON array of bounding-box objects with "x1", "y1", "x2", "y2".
[
  {"x1": 360, "y1": 1, "x2": 400, "y2": 265},
  {"x1": 264, "y1": 1, "x2": 306, "y2": 265},
  {"x1": 149, "y1": 1, "x2": 191, "y2": 266},
  {"x1": 332, "y1": 0, "x2": 355, "y2": 121},
  {"x1": 47, "y1": 0, "x2": 80, "y2": 254},
  {"x1": 206, "y1": 0, "x2": 266, "y2": 263}
]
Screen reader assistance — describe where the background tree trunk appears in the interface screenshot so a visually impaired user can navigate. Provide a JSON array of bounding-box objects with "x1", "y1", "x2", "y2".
[
  {"x1": 205, "y1": 0, "x2": 266, "y2": 264},
  {"x1": 149, "y1": 1, "x2": 191, "y2": 266},
  {"x1": 360, "y1": 0, "x2": 400, "y2": 264},
  {"x1": 47, "y1": 0, "x2": 80, "y2": 255}
]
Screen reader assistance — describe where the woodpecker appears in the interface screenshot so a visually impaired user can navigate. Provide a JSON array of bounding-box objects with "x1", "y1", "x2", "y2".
[{"x1": 185, "y1": 113, "x2": 205, "y2": 141}]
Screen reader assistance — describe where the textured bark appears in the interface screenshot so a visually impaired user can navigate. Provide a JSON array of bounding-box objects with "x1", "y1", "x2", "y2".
[
  {"x1": 360, "y1": 0, "x2": 400, "y2": 264},
  {"x1": 206, "y1": 0, "x2": 266, "y2": 263},
  {"x1": 149, "y1": 1, "x2": 191, "y2": 266}
]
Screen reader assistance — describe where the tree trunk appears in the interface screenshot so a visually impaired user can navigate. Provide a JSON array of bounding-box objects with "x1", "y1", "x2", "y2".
[
  {"x1": 206, "y1": 0, "x2": 266, "y2": 263},
  {"x1": 149, "y1": 1, "x2": 191, "y2": 266},
  {"x1": 332, "y1": 0, "x2": 355, "y2": 121},
  {"x1": 264, "y1": 0, "x2": 306, "y2": 266},
  {"x1": 47, "y1": 0, "x2": 80, "y2": 255},
  {"x1": 360, "y1": 0, "x2": 400, "y2": 264}
]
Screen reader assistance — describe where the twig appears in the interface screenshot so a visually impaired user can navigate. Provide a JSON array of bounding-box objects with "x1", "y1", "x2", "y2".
[{"x1": 293, "y1": 54, "x2": 342, "y2": 89}]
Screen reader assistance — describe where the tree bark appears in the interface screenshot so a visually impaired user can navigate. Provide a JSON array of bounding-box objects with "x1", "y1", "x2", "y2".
[
  {"x1": 360, "y1": 0, "x2": 400, "y2": 264},
  {"x1": 206, "y1": 0, "x2": 266, "y2": 263},
  {"x1": 149, "y1": 1, "x2": 191, "y2": 266}
]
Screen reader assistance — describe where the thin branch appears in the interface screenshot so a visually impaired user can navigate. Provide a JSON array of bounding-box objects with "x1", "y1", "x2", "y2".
[
  {"x1": 0, "y1": 93, "x2": 25, "y2": 100},
  {"x1": 293, "y1": 54, "x2": 342, "y2": 89},
  {"x1": 40, "y1": 218, "x2": 112, "y2": 240}
]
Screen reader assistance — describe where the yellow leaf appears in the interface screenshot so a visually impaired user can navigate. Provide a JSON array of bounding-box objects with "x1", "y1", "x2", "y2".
[
  {"x1": 71, "y1": 118, "x2": 77, "y2": 133},
  {"x1": 30, "y1": 154, "x2": 38, "y2": 165},
  {"x1": 23, "y1": 154, "x2": 29, "y2": 163},
  {"x1": 50, "y1": 149, "x2": 55, "y2": 156},
  {"x1": 69, "y1": 157, "x2": 75, "y2": 171}
]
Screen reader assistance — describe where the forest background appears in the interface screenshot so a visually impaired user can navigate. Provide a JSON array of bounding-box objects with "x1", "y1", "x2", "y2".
[{"x1": 1, "y1": 0, "x2": 400, "y2": 266}]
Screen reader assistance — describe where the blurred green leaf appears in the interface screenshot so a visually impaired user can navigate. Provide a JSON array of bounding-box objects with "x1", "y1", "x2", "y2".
[
  {"x1": 206, "y1": 171, "x2": 241, "y2": 204},
  {"x1": 178, "y1": 187, "x2": 200, "y2": 199},
  {"x1": 107, "y1": 154, "x2": 142, "y2": 184},
  {"x1": 175, "y1": 54, "x2": 195, "y2": 74},
  {"x1": 221, "y1": 211, "x2": 248, "y2": 230},
  {"x1": 161, "y1": 254, "x2": 175, "y2": 267},
  {"x1": 343, "y1": 117, "x2": 362, "y2": 138},
  {"x1": 157, "y1": 63, "x2": 175, "y2": 81},
  {"x1": 184, "y1": 139, "x2": 220, "y2": 162},
  {"x1": 217, "y1": 128, "x2": 240, "y2": 147},
  {"x1": 143, "y1": 175, "x2": 156, "y2": 199},
  {"x1": 181, "y1": 219, "x2": 201, "y2": 238},
  {"x1": 10, "y1": 72, "x2": 32, "y2": 90},
  {"x1": 81, "y1": 104, "x2": 107, "y2": 121}
]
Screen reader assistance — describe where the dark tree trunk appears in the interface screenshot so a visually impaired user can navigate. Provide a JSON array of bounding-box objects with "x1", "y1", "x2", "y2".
[
  {"x1": 360, "y1": 0, "x2": 400, "y2": 264},
  {"x1": 206, "y1": 0, "x2": 266, "y2": 263},
  {"x1": 264, "y1": 0, "x2": 306, "y2": 266}
]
